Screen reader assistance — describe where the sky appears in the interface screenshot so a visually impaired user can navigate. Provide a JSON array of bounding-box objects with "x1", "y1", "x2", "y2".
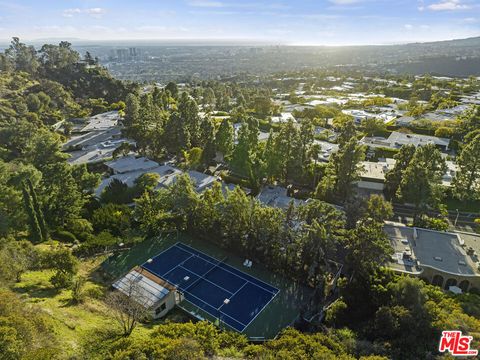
[{"x1": 0, "y1": 0, "x2": 479, "y2": 45}]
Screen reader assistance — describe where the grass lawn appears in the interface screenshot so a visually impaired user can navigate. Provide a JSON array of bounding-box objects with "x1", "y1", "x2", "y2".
[{"x1": 11, "y1": 246, "x2": 192, "y2": 358}]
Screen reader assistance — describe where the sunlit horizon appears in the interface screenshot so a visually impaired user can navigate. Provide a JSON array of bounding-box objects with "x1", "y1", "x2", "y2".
[{"x1": 0, "y1": 0, "x2": 478, "y2": 46}]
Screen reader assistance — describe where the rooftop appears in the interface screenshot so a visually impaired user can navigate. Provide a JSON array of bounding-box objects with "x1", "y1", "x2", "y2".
[
  {"x1": 95, "y1": 164, "x2": 182, "y2": 196},
  {"x1": 257, "y1": 185, "x2": 305, "y2": 210},
  {"x1": 63, "y1": 128, "x2": 122, "y2": 150},
  {"x1": 80, "y1": 111, "x2": 120, "y2": 132},
  {"x1": 359, "y1": 160, "x2": 394, "y2": 181},
  {"x1": 187, "y1": 170, "x2": 219, "y2": 192},
  {"x1": 388, "y1": 131, "x2": 450, "y2": 149},
  {"x1": 106, "y1": 156, "x2": 160, "y2": 174},
  {"x1": 112, "y1": 267, "x2": 175, "y2": 309},
  {"x1": 271, "y1": 112, "x2": 296, "y2": 123},
  {"x1": 361, "y1": 131, "x2": 450, "y2": 150},
  {"x1": 384, "y1": 223, "x2": 479, "y2": 277}
]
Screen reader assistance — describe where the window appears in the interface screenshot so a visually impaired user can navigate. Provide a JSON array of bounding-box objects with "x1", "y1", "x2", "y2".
[{"x1": 155, "y1": 302, "x2": 167, "y2": 315}]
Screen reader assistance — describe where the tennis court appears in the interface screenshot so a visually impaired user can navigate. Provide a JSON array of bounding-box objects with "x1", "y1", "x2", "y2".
[{"x1": 141, "y1": 242, "x2": 279, "y2": 332}]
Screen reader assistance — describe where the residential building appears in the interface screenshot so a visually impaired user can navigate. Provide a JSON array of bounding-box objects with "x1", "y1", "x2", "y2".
[
  {"x1": 257, "y1": 185, "x2": 305, "y2": 210},
  {"x1": 384, "y1": 223, "x2": 480, "y2": 293},
  {"x1": 113, "y1": 266, "x2": 181, "y2": 319},
  {"x1": 361, "y1": 131, "x2": 450, "y2": 152},
  {"x1": 356, "y1": 159, "x2": 395, "y2": 194},
  {"x1": 106, "y1": 156, "x2": 160, "y2": 175},
  {"x1": 271, "y1": 112, "x2": 296, "y2": 123}
]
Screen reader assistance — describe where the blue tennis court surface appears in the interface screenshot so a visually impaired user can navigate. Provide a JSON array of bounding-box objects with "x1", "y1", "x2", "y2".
[{"x1": 141, "y1": 242, "x2": 279, "y2": 332}]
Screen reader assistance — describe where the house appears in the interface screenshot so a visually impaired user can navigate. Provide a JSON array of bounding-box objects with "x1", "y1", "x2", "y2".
[
  {"x1": 388, "y1": 132, "x2": 450, "y2": 151},
  {"x1": 63, "y1": 111, "x2": 131, "y2": 165},
  {"x1": 257, "y1": 185, "x2": 305, "y2": 210},
  {"x1": 395, "y1": 116, "x2": 415, "y2": 127},
  {"x1": 361, "y1": 131, "x2": 451, "y2": 152},
  {"x1": 271, "y1": 112, "x2": 296, "y2": 124},
  {"x1": 80, "y1": 111, "x2": 120, "y2": 132},
  {"x1": 95, "y1": 164, "x2": 182, "y2": 197},
  {"x1": 233, "y1": 123, "x2": 269, "y2": 143},
  {"x1": 356, "y1": 159, "x2": 395, "y2": 194},
  {"x1": 282, "y1": 104, "x2": 313, "y2": 112},
  {"x1": 384, "y1": 223, "x2": 480, "y2": 293},
  {"x1": 96, "y1": 155, "x2": 219, "y2": 197},
  {"x1": 342, "y1": 109, "x2": 375, "y2": 124},
  {"x1": 106, "y1": 156, "x2": 160, "y2": 175},
  {"x1": 422, "y1": 112, "x2": 455, "y2": 122},
  {"x1": 112, "y1": 266, "x2": 181, "y2": 319},
  {"x1": 63, "y1": 127, "x2": 123, "y2": 151},
  {"x1": 187, "y1": 170, "x2": 219, "y2": 192},
  {"x1": 356, "y1": 158, "x2": 456, "y2": 193}
]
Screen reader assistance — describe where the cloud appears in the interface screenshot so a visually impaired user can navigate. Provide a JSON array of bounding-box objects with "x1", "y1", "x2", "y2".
[
  {"x1": 404, "y1": 24, "x2": 414, "y2": 30},
  {"x1": 63, "y1": 7, "x2": 106, "y2": 18},
  {"x1": 187, "y1": 0, "x2": 223, "y2": 7},
  {"x1": 426, "y1": 0, "x2": 471, "y2": 11}
]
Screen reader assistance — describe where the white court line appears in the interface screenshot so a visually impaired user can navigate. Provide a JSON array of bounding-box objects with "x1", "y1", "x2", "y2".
[
  {"x1": 240, "y1": 287, "x2": 280, "y2": 332},
  {"x1": 179, "y1": 264, "x2": 234, "y2": 296},
  {"x1": 217, "y1": 280, "x2": 248, "y2": 311},
  {"x1": 141, "y1": 242, "x2": 179, "y2": 268},
  {"x1": 145, "y1": 242, "x2": 279, "y2": 332},
  {"x1": 181, "y1": 289, "x2": 247, "y2": 329},
  {"x1": 176, "y1": 243, "x2": 279, "y2": 295}
]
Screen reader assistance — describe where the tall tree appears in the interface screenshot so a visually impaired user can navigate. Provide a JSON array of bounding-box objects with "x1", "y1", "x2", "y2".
[
  {"x1": 384, "y1": 145, "x2": 416, "y2": 200},
  {"x1": 27, "y1": 178, "x2": 48, "y2": 241},
  {"x1": 4, "y1": 37, "x2": 39, "y2": 74},
  {"x1": 200, "y1": 117, "x2": 216, "y2": 164},
  {"x1": 397, "y1": 144, "x2": 446, "y2": 216},
  {"x1": 124, "y1": 93, "x2": 140, "y2": 130},
  {"x1": 274, "y1": 121, "x2": 303, "y2": 183},
  {"x1": 163, "y1": 112, "x2": 191, "y2": 156},
  {"x1": 21, "y1": 182, "x2": 43, "y2": 243},
  {"x1": 453, "y1": 132, "x2": 480, "y2": 200},
  {"x1": 216, "y1": 119, "x2": 234, "y2": 160},
  {"x1": 316, "y1": 123, "x2": 364, "y2": 204},
  {"x1": 230, "y1": 120, "x2": 258, "y2": 176},
  {"x1": 165, "y1": 82, "x2": 178, "y2": 99},
  {"x1": 347, "y1": 218, "x2": 393, "y2": 277},
  {"x1": 263, "y1": 130, "x2": 281, "y2": 181},
  {"x1": 178, "y1": 92, "x2": 202, "y2": 146}
]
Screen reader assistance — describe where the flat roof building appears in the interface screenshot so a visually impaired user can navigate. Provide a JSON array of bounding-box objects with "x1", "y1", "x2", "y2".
[
  {"x1": 112, "y1": 266, "x2": 180, "y2": 319},
  {"x1": 257, "y1": 185, "x2": 305, "y2": 210},
  {"x1": 361, "y1": 131, "x2": 450, "y2": 152},
  {"x1": 384, "y1": 223, "x2": 480, "y2": 293},
  {"x1": 388, "y1": 131, "x2": 450, "y2": 150},
  {"x1": 80, "y1": 111, "x2": 120, "y2": 132},
  {"x1": 106, "y1": 156, "x2": 160, "y2": 174}
]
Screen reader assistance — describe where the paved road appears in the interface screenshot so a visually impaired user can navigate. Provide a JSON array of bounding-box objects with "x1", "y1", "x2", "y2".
[{"x1": 392, "y1": 203, "x2": 479, "y2": 232}]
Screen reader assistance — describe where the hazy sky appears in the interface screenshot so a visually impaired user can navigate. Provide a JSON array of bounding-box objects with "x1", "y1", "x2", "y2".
[{"x1": 0, "y1": 0, "x2": 479, "y2": 45}]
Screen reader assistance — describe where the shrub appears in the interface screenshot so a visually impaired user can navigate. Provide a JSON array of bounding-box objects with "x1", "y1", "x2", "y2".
[
  {"x1": 66, "y1": 218, "x2": 93, "y2": 242},
  {"x1": 54, "y1": 230, "x2": 77, "y2": 243},
  {"x1": 50, "y1": 271, "x2": 74, "y2": 289},
  {"x1": 70, "y1": 276, "x2": 87, "y2": 303},
  {"x1": 91, "y1": 204, "x2": 132, "y2": 236}
]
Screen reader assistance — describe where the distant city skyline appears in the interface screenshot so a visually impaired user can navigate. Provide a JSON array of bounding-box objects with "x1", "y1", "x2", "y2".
[{"x1": 0, "y1": 0, "x2": 479, "y2": 45}]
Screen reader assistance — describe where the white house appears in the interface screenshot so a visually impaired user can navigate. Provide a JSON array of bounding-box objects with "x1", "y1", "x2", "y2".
[{"x1": 113, "y1": 266, "x2": 181, "y2": 319}]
